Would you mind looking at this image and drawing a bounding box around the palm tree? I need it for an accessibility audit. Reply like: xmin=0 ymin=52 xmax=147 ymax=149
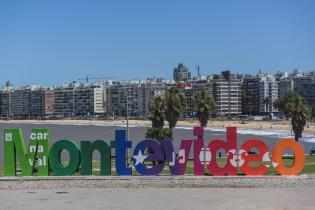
xmin=148 ymin=96 xmax=165 ymax=128
xmin=145 ymin=127 xmax=172 ymax=140
xmin=274 ymin=92 xmax=311 ymax=141
xmin=263 ymin=97 xmax=272 ymax=119
xmin=147 ymin=96 xmax=173 ymax=142
xmin=164 ymin=87 xmax=186 ymax=132
xmin=193 ymin=89 xmax=216 ymax=127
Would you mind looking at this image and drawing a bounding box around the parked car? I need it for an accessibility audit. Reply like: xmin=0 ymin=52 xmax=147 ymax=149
xmin=310 ymin=148 xmax=315 ymax=155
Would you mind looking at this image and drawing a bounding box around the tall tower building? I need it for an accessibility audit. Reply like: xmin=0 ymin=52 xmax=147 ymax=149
xmin=173 ymin=63 xmax=191 ymax=82
xmin=0 ymin=81 xmax=13 ymax=118
xmin=242 ymin=76 xmax=260 ymax=115
xmin=258 ymin=75 xmax=279 ymax=114
xmin=213 ymin=71 xmax=242 ymax=117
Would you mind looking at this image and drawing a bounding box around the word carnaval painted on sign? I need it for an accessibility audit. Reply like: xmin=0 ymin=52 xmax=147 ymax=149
xmin=2 ymin=126 xmax=306 ymax=176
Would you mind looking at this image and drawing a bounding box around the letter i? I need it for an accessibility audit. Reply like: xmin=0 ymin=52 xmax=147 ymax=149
xmin=193 ymin=126 xmax=204 ymax=176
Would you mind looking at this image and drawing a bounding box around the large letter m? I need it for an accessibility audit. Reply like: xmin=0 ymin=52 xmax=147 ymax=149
xmin=4 ymin=128 xmax=50 ymax=176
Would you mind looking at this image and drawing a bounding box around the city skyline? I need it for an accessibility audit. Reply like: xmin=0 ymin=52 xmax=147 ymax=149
xmin=1 ymin=68 xmax=315 ymax=119
xmin=1 ymin=1 xmax=315 ymax=87
xmin=0 ymin=65 xmax=312 ymax=89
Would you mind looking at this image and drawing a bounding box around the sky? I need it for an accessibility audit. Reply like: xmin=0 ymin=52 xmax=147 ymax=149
xmin=0 ymin=0 xmax=315 ymax=88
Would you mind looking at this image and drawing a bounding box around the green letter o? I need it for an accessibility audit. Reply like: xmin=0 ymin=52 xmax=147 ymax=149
xmin=49 ymin=140 xmax=80 ymax=176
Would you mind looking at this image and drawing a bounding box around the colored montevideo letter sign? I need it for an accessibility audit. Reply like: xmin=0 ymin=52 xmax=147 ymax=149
xmin=2 ymin=126 xmax=306 ymax=176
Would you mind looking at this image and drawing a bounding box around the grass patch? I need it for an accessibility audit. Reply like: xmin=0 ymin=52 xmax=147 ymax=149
xmin=1 ymin=156 xmax=315 ymax=176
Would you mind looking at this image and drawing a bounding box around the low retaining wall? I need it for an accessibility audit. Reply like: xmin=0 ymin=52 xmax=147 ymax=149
xmin=1 ymin=175 xmax=315 ymax=189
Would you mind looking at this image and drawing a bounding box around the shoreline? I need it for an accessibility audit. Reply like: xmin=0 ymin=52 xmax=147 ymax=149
xmin=1 ymin=119 xmax=315 ymax=135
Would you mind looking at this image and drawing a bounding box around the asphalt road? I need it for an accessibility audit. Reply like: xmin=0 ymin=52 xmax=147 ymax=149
xmin=1 ymin=188 xmax=315 ymax=210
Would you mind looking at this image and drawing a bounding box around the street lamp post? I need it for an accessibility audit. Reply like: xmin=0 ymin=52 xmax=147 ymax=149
xmin=126 ymin=89 xmax=129 ymax=139
xmin=72 ymin=90 xmax=75 ymax=117
xmin=125 ymin=87 xmax=130 ymax=166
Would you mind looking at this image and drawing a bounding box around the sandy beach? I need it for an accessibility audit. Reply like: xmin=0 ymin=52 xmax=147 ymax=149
xmin=1 ymin=119 xmax=315 ymax=135
xmin=1 ymin=119 xmax=315 ymax=161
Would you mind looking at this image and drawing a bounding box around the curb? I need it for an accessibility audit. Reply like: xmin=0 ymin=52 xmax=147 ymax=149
xmin=1 ymin=175 xmax=315 ymax=189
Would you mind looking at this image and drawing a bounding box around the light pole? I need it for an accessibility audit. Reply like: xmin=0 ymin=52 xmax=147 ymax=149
xmin=8 ymin=92 xmax=11 ymax=120
xmin=291 ymin=80 xmax=294 ymax=133
xmin=125 ymin=87 xmax=129 ymax=139
xmin=72 ymin=90 xmax=75 ymax=117
xmin=125 ymin=87 xmax=130 ymax=165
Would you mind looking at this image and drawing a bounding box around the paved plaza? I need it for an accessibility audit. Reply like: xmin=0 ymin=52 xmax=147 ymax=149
xmin=1 ymin=187 xmax=315 ymax=210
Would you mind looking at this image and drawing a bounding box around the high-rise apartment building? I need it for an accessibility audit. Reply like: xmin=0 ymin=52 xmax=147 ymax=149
xmin=292 ymin=76 xmax=315 ymax=114
xmin=106 ymin=82 xmax=140 ymax=117
xmin=0 ymin=92 xmax=11 ymax=118
xmin=10 ymin=86 xmax=32 ymax=118
xmin=106 ymin=78 xmax=172 ymax=117
xmin=191 ymin=76 xmax=213 ymax=95
xmin=279 ymin=78 xmax=294 ymax=97
xmin=0 ymin=81 xmax=13 ymax=118
xmin=212 ymin=71 xmax=242 ymax=117
xmin=9 ymin=85 xmax=54 ymax=118
xmin=140 ymin=78 xmax=172 ymax=116
xmin=242 ymin=76 xmax=260 ymax=115
xmin=242 ymin=72 xmax=280 ymax=116
xmin=30 ymin=89 xmax=54 ymax=117
xmin=258 ymin=75 xmax=279 ymax=114
xmin=177 ymin=81 xmax=193 ymax=117
xmin=173 ymin=63 xmax=191 ymax=82
xmin=54 ymin=83 xmax=104 ymax=117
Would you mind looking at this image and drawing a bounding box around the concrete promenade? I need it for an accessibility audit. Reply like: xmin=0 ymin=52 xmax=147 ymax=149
xmin=1 ymin=175 xmax=315 ymax=189
xmin=1 ymin=187 xmax=315 ymax=210
xmin=1 ymin=176 xmax=315 ymax=210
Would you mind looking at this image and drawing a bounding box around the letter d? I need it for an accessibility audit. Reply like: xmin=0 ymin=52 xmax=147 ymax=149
xmin=207 ymin=127 xmax=238 ymax=176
